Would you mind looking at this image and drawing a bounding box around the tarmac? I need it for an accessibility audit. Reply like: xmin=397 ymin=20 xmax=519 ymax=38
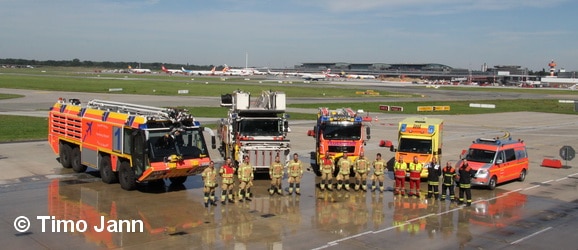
xmin=1 ymin=87 xmax=578 ymax=249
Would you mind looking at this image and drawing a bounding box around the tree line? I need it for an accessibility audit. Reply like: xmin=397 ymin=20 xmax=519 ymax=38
xmin=0 ymin=58 xmax=216 ymax=70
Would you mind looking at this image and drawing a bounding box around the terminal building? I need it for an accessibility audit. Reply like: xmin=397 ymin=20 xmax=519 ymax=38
xmin=292 ymin=62 xmax=550 ymax=86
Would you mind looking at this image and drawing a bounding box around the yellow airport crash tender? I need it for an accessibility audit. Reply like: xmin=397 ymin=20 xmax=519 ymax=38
xmin=381 ymin=117 xmax=444 ymax=178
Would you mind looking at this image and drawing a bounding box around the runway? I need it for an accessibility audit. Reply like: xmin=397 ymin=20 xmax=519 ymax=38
xmin=1 ymin=87 xmax=578 ymax=249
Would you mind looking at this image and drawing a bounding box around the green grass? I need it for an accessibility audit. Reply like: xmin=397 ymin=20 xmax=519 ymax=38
xmin=1 ymin=67 xmax=577 ymax=142
xmin=0 ymin=93 xmax=24 ymax=100
xmin=288 ymin=99 xmax=578 ymax=115
xmin=0 ymin=71 xmax=405 ymax=98
xmin=0 ymin=115 xmax=48 ymax=142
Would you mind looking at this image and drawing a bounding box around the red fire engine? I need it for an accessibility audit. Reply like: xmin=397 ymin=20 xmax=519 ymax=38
xmin=48 ymin=98 xmax=215 ymax=190
xmin=307 ymin=107 xmax=372 ymax=176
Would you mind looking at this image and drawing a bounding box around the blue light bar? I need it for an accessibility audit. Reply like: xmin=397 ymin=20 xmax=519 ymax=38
xmin=354 ymin=117 xmax=362 ymax=122
xmin=400 ymin=123 xmax=407 ymax=132
xmin=321 ymin=116 xmax=330 ymax=122
xmin=194 ymin=121 xmax=201 ymax=126
xmin=428 ymin=125 xmax=435 ymax=134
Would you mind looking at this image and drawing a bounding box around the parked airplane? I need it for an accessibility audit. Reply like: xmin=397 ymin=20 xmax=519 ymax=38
xmin=181 ymin=66 xmax=217 ymax=76
xmin=300 ymin=72 xmax=326 ymax=81
xmin=346 ymin=73 xmax=376 ymax=79
xmin=324 ymin=69 xmax=341 ymax=78
xmin=223 ymin=64 xmax=265 ymax=76
xmin=128 ymin=65 xmax=151 ymax=74
xmin=161 ymin=65 xmax=181 ymax=74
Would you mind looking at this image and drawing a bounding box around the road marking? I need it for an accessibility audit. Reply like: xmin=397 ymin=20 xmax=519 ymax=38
xmin=556 ymin=177 xmax=568 ymax=182
xmin=523 ymin=185 xmax=540 ymax=191
xmin=541 ymin=179 xmax=554 ymax=184
xmin=511 ymin=227 xmax=552 ymax=245
xmin=569 ymin=172 xmax=578 ymax=177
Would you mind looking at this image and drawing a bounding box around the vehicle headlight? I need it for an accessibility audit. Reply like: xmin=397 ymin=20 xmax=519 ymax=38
xmin=476 ymin=169 xmax=488 ymax=178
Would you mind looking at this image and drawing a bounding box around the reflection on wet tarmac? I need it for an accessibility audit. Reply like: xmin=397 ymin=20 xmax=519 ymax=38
xmin=47 ymin=178 xmax=529 ymax=249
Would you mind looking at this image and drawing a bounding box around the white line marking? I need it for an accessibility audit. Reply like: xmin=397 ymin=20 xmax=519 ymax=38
xmin=523 ymin=185 xmax=540 ymax=191
xmin=556 ymin=177 xmax=568 ymax=182
xmin=511 ymin=227 xmax=552 ymax=245
xmin=541 ymin=179 xmax=554 ymax=184
xmin=569 ymin=172 xmax=578 ymax=177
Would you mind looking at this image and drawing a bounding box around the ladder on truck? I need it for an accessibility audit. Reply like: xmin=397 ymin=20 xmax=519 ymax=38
xmin=87 ymin=99 xmax=191 ymax=122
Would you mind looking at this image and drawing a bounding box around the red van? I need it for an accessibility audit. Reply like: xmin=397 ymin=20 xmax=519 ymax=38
xmin=460 ymin=138 xmax=529 ymax=190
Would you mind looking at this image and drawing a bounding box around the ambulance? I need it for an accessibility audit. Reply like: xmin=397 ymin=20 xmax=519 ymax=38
xmin=460 ymin=137 xmax=529 ymax=190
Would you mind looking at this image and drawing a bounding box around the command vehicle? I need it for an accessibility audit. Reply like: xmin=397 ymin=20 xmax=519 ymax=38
xmin=307 ymin=107 xmax=372 ymax=176
xmin=48 ymin=98 xmax=216 ymax=190
xmin=217 ymin=90 xmax=290 ymax=172
xmin=459 ymin=137 xmax=528 ymax=190
xmin=380 ymin=117 xmax=444 ymax=178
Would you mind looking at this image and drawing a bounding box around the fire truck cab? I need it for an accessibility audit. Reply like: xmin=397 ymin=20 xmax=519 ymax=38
xmin=380 ymin=117 xmax=444 ymax=178
xmin=308 ymin=107 xmax=372 ymax=176
xmin=48 ymin=98 xmax=216 ymax=190
xmin=459 ymin=137 xmax=529 ymax=190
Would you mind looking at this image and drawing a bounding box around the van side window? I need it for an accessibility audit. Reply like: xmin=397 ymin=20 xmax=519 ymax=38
xmin=516 ymin=149 xmax=527 ymax=159
xmin=504 ymin=148 xmax=516 ymax=162
xmin=496 ymin=151 xmax=504 ymax=163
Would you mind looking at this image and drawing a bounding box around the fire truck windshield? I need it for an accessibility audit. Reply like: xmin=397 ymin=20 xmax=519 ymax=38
xmin=239 ymin=118 xmax=283 ymax=136
xmin=399 ymin=138 xmax=432 ymax=154
xmin=322 ymin=123 xmax=361 ymax=140
xmin=148 ymin=129 xmax=208 ymax=161
xmin=466 ymin=148 xmax=495 ymax=163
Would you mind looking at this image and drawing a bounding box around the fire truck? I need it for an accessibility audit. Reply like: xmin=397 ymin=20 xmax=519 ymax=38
xmin=307 ymin=107 xmax=372 ymax=176
xmin=48 ymin=98 xmax=216 ymax=190
xmin=217 ymin=90 xmax=290 ymax=171
xmin=380 ymin=117 xmax=444 ymax=178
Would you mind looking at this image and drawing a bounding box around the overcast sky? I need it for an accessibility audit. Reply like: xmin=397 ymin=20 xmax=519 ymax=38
xmin=1 ymin=0 xmax=576 ymax=71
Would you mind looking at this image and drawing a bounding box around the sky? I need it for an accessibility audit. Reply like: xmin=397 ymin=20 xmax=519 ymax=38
xmin=1 ymin=0 xmax=577 ymax=71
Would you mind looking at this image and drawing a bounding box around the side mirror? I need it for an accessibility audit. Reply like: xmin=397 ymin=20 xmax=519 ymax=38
xmin=496 ymin=159 xmax=503 ymax=164
xmin=437 ymin=148 xmax=442 ymax=155
xmin=211 ymin=136 xmax=216 ymax=149
xmin=460 ymin=149 xmax=467 ymax=159
xmin=307 ymin=130 xmax=315 ymax=137
xmin=366 ymin=127 xmax=371 ymax=140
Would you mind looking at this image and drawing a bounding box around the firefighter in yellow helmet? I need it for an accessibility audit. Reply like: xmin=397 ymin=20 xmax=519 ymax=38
xmin=237 ymin=155 xmax=254 ymax=202
xmin=336 ymin=152 xmax=352 ymax=191
xmin=371 ymin=153 xmax=387 ymax=192
xmin=319 ymin=152 xmax=334 ymax=191
xmin=287 ymin=153 xmax=304 ymax=195
xmin=269 ymin=155 xmax=285 ymax=195
xmin=201 ymin=161 xmax=218 ymax=207
xmin=354 ymin=151 xmax=369 ymax=191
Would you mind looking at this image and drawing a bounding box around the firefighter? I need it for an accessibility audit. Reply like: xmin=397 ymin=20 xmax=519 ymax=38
xmin=393 ymin=156 xmax=408 ymax=196
xmin=219 ymin=157 xmax=236 ymax=204
xmin=201 ymin=161 xmax=218 ymax=207
xmin=408 ymin=156 xmax=423 ymax=197
xmin=371 ymin=152 xmax=387 ymax=192
xmin=238 ymin=155 xmax=254 ymax=202
xmin=440 ymin=161 xmax=456 ymax=202
xmin=269 ymin=155 xmax=285 ymax=195
xmin=287 ymin=153 xmax=304 ymax=195
xmin=319 ymin=152 xmax=334 ymax=191
xmin=457 ymin=159 xmax=476 ymax=206
xmin=354 ymin=151 xmax=370 ymax=191
xmin=336 ymin=152 xmax=352 ymax=191
xmin=425 ymin=157 xmax=442 ymax=199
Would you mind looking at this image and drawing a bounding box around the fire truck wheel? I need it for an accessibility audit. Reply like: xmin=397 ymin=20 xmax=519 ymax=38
xmin=71 ymin=147 xmax=87 ymax=173
xmin=488 ymin=176 xmax=497 ymax=190
xmin=119 ymin=161 xmax=137 ymax=191
xmin=99 ymin=155 xmax=118 ymax=184
xmin=170 ymin=176 xmax=188 ymax=185
xmin=59 ymin=143 xmax=72 ymax=168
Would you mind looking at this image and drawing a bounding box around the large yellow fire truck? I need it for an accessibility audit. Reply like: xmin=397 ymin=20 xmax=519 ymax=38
xmin=380 ymin=117 xmax=444 ymax=178
xmin=48 ymin=98 xmax=216 ymax=190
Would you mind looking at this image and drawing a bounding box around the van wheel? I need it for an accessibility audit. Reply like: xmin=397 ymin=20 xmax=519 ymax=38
xmin=488 ymin=176 xmax=497 ymax=190
xmin=518 ymin=169 xmax=527 ymax=182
